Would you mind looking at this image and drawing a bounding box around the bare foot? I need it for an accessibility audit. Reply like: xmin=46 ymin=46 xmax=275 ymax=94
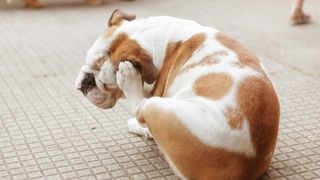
xmin=291 ymin=8 xmax=311 ymax=25
xmin=86 ymin=0 xmax=104 ymax=5
xmin=25 ymin=0 xmax=44 ymax=8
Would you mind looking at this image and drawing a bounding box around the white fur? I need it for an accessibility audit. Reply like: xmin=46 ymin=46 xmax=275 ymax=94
xmin=97 ymin=61 xmax=118 ymax=89
xmin=127 ymin=118 xmax=152 ymax=138
xmin=75 ymin=69 xmax=86 ymax=90
xmin=116 ymin=61 xmax=145 ymax=108
xmin=86 ymin=34 xmax=109 ymax=68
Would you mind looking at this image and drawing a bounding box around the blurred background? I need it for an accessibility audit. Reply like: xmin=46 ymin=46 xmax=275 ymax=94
xmin=0 ymin=0 xmax=320 ymax=179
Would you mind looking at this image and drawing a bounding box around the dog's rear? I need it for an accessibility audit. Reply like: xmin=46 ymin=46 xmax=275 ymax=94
xmin=134 ymin=31 xmax=280 ymax=180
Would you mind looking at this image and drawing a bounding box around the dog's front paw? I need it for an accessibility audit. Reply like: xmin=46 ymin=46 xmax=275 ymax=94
xmin=116 ymin=61 xmax=144 ymax=100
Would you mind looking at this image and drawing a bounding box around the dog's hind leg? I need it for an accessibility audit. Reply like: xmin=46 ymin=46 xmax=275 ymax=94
xmin=135 ymin=97 xmax=198 ymax=179
xmin=116 ymin=61 xmax=254 ymax=179
xmin=134 ymin=97 xmax=254 ymax=180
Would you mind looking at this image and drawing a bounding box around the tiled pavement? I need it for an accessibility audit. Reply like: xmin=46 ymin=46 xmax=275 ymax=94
xmin=0 ymin=0 xmax=320 ymax=179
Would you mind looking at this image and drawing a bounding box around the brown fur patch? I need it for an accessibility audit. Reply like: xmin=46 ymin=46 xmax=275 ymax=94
xmin=193 ymin=73 xmax=233 ymax=100
xmin=141 ymin=104 xmax=266 ymax=179
xmin=86 ymin=32 xmax=128 ymax=70
xmin=216 ymin=33 xmax=264 ymax=73
xmin=151 ymin=33 xmax=206 ymax=96
xmin=236 ymin=76 xmax=280 ymax=158
xmin=178 ymin=50 xmax=228 ymax=75
xmin=109 ymin=33 xmax=129 ymax=54
xmin=224 ymin=107 xmax=245 ymax=130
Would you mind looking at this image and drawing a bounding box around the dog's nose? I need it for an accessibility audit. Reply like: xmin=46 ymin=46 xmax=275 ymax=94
xmin=79 ymin=73 xmax=96 ymax=95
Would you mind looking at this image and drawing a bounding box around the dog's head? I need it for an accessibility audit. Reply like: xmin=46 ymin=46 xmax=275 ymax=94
xmin=76 ymin=9 xmax=158 ymax=109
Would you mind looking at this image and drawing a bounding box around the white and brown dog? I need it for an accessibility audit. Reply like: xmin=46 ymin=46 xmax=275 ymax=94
xmin=75 ymin=10 xmax=280 ymax=180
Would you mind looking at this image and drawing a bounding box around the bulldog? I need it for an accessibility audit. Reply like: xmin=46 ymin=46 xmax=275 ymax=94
xmin=75 ymin=9 xmax=280 ymax=180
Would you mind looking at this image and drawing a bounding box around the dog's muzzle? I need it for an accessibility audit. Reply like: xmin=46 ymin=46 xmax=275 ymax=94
xmin=75 ymin=65 xmax=115 ymax=108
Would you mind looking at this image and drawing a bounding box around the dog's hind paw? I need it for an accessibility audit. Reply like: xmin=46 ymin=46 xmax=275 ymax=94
xmin=128 ymin=118 xmax=152 ymax=139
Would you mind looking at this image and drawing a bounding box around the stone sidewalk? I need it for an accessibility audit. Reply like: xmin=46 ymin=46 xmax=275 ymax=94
xmin=0 ymin=0 xmax=320 ymax=179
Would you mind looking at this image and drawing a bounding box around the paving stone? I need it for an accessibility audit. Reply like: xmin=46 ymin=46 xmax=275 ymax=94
xmin=0 ymin=0 xmax=320 ymax=179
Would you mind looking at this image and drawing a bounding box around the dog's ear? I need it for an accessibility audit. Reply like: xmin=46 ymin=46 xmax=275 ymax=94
xmin=139 ymin=60 xmax=158 ymax=84
xmin=108 ymin=9 xmax=136 ymax=27
xmin=127 ymin=59 xmax=158 ymax=84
